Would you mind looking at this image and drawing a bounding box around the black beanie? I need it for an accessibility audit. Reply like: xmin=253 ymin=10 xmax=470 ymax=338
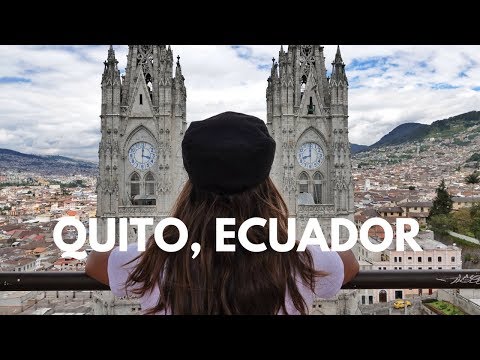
xmin=182 ymin=111 xmax=276 ymax=195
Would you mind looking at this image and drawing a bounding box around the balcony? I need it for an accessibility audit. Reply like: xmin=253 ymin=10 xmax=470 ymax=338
xmin=117 ymin=205 xmax=157 ymax=217
xmin=297 ymin=204 xmax=335 ymax=217
xmin=1 ymin=270 xmax=479 ymax=291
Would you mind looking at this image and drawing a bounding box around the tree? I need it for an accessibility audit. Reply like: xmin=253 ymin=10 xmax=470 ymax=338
xmin=428 ymin=179 xmax=453 ymax=220
xmin=470 ymin=204 xmax=480 ymax=239
xmin=428 ymin=214 xmax=457 ymax=235
xmin=465 ymin=171 xmax=480 ymax=189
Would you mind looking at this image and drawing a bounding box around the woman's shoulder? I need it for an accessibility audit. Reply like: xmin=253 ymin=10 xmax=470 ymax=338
xmin=108 ymin=243 xmax=142 ymax=268
xmin=107 ymin=243 xmax=143 ymax=297
xmin=306 ymin=245 xmax=343 ymax=272
xmin=304 ymin=245 xmax=345 ymax=299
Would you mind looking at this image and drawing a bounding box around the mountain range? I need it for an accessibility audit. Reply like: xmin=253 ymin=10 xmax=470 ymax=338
xmin=1 ymin=110 xmax=478 ymax=175
xmin=0 ymin=148 xmax=97 ymax=176
xmin=351 ymin=110 xmax=480 ymax=153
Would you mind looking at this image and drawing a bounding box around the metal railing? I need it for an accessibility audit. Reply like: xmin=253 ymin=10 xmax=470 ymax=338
xmin=1 ymin=270 xmax=479 ymax=291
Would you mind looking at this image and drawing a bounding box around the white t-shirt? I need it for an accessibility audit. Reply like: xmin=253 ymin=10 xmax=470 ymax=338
xmin=107 ymin=243 xmax=344 ymax=314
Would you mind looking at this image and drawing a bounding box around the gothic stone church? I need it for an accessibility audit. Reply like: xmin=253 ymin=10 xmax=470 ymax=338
xmin=97 ymin=44 xmax=354 ymax=243
xmin=97 ymin=45 xmax=188 ymax=242
xmin=94 ymin=44 xmax=356 ymax=314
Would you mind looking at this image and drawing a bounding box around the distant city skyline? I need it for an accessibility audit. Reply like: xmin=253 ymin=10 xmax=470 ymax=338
xmin=0 ymin=45 xmax=479 ymax=161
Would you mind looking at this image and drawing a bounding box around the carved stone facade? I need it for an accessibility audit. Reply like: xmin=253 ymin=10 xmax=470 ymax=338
xmin=94 ymin=45 xmax=357 ymax=315
xmin=266 ymin=45 xmax=355 ymax=236
xmin=267 ymin=45 xmax=357 ymax=314
xmin=97 ymin=45 xmax=187 ymax=242
xmin=94 ymin=45 xmax=187 ymax=314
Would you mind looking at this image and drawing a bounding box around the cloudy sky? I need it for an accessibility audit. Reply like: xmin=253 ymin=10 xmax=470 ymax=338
xmin=0 ymin=45 xmax=479 ymax=161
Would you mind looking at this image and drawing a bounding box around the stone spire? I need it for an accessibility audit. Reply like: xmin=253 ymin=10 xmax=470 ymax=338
xmin=175 ymin=55 xmax=184 ymax=81
xmin=102 ymin=45 xmax=120 ymax=85
xmin=334 ymin=45 xmax=343 ymax=64
xmin=271 ymin=57 xmax=278 ymax=79
xmin=107 ymin=45 xmax=115 ymax=61
xmin=331 ymin=45 xmax=348 ymax=84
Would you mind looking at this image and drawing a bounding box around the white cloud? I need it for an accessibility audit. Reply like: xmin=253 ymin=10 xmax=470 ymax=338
xmin=0 ymin=45 xmax=478 ymax=160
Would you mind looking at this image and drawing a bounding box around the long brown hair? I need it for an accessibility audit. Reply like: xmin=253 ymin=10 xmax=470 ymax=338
xmin=126 ymin=177 xmax=322 ymax=314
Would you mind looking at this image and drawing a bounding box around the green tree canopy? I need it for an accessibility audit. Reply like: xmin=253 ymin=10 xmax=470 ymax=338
xmin=428 ymin=179 xmax=453 ymax=220
xmin=465 ymin=171 xmax=480 ymax=185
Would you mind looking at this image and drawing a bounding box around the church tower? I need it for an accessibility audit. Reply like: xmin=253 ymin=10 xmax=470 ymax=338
xmin=97 ymin=45 xmax=187 ymax=243
xmin=94 ymin=45 xmax=187 ymax=314
xmin=266 ymin=45 xmax=354 ymax=235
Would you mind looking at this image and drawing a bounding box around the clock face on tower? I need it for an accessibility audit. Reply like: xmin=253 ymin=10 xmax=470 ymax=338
xmin=128 ymin=141 xmax=157 ymax=170
xmin=297 ymin=142 xmax=325 ymax=170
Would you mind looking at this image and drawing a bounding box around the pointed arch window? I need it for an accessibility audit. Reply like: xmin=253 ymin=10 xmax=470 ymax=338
xmin=300 ymin=75 xmax=307 ymax=98
xmin=298 ymin=172 xmax=309 ymax=193
xmin=145 ymin=73 xmax=153 ymax=99
xmin=145 ymin=172 xmax=155 ymax=195
xmin=130 ymin=173 xmax=140 ymax=197
xmin=313 ymin=172 xmax=324 ymax=204
xmin=308 ymin=97 xmax=315 ymax=114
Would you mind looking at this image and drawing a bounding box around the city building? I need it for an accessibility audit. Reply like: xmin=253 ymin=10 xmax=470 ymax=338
xmin=357 ymin=230 xmax=462 ymax=305
xmin=266 ymin=45 xmax=354 ymax=236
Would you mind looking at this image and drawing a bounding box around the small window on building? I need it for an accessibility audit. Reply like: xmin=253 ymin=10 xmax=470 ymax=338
xmin=145 ymin=172 xmax=155 ymax=195
xmin=438 ymin=267 xmax=442 ymax=270
xmin=300 ymin=75 xmax=307 ymax=98
xmin=451 ymin=267 xmax=456 ymax=270
xmin=130 ymin=173 xmax=140 ymax=197
xmin=313 ymin=172 xmax=323 ymax=204
xmin=307 ymin=97 xmax=315 ymax=114
xmin=394 ymin=267 xmax=397 ymax=270
xmin=298 ymin=172 xmax=309 ymax=194
xmin=361 ymin=296 xmax=366 ymax=305
xmin=394 ymin=256 xmax=397 ymax=262
xmin=438 ymin=256 xmax=442 ymax=262
xmin=408 ymin=267 xmax=412 ymax=270
xmin=451 ymin=256 xmax=455 ymax=262
xmin=368 ymin=296 xmax=374 ymax=304
xmin=418 ymin=256 xmax=422 ymax=262
xmin=378 ymin=267 xmax=382 ymax=270
xmin=383 ymin=267 xmax=386 ymax=270
xmin=414 ymin=207 xmax=417 ymax=210
xmin=391 ymin=212 xmax=394 ymax=216
xmin=418 ymin=267 xmax=422 ymax=270
xmin=428 ymin=257 xmax=432 ymax=262
xmin=408 ymin=256 xmax=412 ymax=260
xmin=399 ymin=257 xmax=402 ymax=262
xmin=428 ymin=267 xmax=432 ymax=270
xmin=140 ymin=94 xmax=143 ymax=105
